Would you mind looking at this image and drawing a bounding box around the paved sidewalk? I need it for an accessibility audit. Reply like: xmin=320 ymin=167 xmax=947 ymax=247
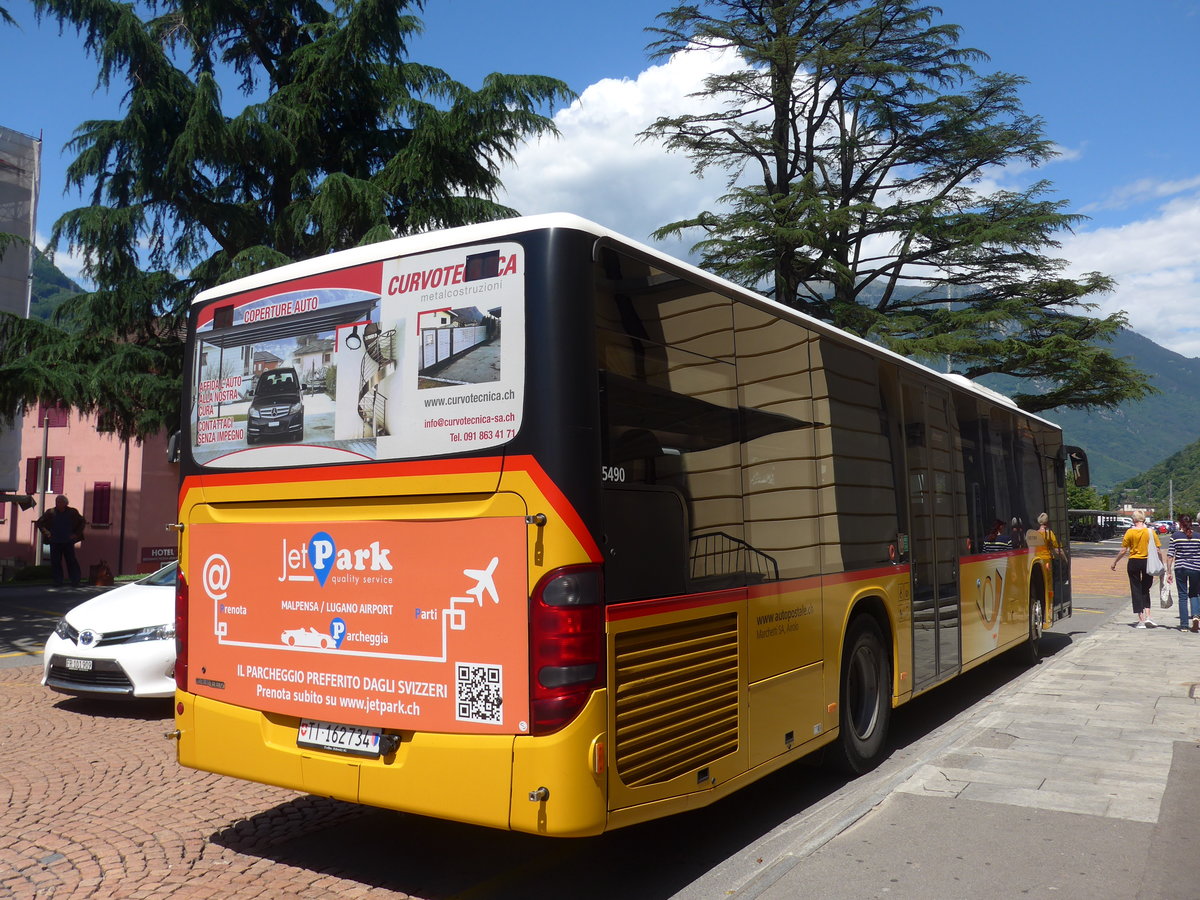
xmin=736 ymin=552 xmax=1200 ymax=899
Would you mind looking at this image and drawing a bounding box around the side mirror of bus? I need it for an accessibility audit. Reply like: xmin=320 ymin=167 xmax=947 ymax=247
xmin=1065 ymin=445 xmax=1089 ymax=487
xmin=167 ymin=430 xmax=180 ymax=464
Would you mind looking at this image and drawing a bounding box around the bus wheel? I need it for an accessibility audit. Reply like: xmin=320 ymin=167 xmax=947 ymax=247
xmin=1023 ymin=584 xmax=1044 ymax=665
xmin=832 ymin=615 xmax=891 ymax=774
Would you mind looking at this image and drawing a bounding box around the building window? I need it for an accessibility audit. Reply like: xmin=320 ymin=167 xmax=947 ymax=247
xmin=92 ymin=482 xmax=113 ymax=526
xmin=25 ymin=457 xmax=65 ymax=494
xmin=37 ymin=401 xmax=69 ymax=427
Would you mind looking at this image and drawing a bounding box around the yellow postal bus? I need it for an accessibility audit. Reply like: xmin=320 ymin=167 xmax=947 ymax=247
xmin=172 ymin=214 xmax=1081 ymax=835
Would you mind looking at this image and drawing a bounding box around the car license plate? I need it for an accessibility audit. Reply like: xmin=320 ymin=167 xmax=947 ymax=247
xmin=297 ymin=718 xmax=381 ymax=757
xmin=268 ymin=421 xmax=280 ymax=427
xmin=64 ymin=657 xmax=93 ymax=672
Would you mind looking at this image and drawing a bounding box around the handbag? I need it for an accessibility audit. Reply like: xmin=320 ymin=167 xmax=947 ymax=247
xmin=1160 ymin=570 xmax=1176 ymax=608
xmin=1147 ymin=546 xmax=1164 ymax=575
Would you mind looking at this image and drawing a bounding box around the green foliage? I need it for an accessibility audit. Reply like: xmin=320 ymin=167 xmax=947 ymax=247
xmin=1066 ymin=480 xmax=1109 ymax=512
xmin=0 ymin=0 xmax=572 ymax=439
xmin=643 ymin=0 xmax=1149 ymax=414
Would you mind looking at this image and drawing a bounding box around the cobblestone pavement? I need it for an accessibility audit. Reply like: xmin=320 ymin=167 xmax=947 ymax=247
xmin=0 ymin=669 xmax=402 ymax=899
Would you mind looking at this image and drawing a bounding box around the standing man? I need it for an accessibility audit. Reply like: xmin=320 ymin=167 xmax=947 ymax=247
xmin=36 ymin=495 xmax=86 ymax=587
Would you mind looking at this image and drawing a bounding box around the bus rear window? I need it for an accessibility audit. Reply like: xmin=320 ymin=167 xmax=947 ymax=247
xmin=188 ymin=242 xmax=526 ymax=468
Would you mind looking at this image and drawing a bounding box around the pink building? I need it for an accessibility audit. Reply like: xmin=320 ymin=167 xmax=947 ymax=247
xmin=0 ymin=403 xmax=179 ymax=578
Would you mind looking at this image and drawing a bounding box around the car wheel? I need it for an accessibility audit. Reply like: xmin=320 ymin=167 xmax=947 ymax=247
xmin=830 ymin=614 xmax=892 ymax=774
xmin=287 ymin=635 xmax=296 ymax=646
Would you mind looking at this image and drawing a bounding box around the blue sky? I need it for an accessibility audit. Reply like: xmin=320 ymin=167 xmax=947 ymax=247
xmin=4 ymin=0 xmax=1200 ymax=354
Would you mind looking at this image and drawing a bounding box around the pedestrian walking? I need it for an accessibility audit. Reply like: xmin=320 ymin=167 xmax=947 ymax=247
xmin=1169 ymin=514 xmax=1200 ymax=631
xmin=1110 ymin=511 xmax=1167 ymax=627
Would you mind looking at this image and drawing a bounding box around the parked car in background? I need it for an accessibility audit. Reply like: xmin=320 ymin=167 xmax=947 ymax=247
xmin=42 ymin=563 xmax=178 ymax=699
xmin=1153 ymin=520 xmax=1176 ymax=534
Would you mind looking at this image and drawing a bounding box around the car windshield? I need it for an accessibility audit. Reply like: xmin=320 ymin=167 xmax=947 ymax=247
xmin=257 ymin=371 xmax=298 ymax=396
xmin=139 ymin=562 xmax=178 ymax=587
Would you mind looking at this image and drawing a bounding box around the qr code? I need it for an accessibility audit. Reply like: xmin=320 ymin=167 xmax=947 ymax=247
xmin=455 ymin=662 xmax=503 ymax=724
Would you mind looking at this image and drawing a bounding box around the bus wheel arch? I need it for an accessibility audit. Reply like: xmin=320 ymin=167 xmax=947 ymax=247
xmin=831 ymin=602 xmax=893 ymax=774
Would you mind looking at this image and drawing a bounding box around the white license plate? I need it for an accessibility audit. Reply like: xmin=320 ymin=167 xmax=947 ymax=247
xmin=268 ymin=421 xmax=280 ymax=427
xmin=64 ymin=658 xmax=93 ymax=671
xmin=297 ymin=718 xmax=381 ymax=757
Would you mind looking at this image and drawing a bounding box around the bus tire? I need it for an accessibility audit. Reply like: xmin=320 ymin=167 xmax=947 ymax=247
xmin=831 ymin=614 xmax=892 ymax=774
xmin=1022 ymin=582 xmax=1044 ymax=666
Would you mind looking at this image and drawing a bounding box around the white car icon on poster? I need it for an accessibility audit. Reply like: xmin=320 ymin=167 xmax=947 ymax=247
xmin=281 ymin=626 xmax=334 ymax=649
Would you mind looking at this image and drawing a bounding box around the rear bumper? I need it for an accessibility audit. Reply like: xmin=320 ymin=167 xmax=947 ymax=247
xmin=175 ymin=688 xmax=609 ymax=835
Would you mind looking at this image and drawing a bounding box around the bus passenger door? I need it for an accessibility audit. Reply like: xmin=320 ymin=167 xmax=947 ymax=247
xmin=904 ymin=382 xmax=962 ymax=689
xmin=1044 ymin=451 xmax=1072 ymax=621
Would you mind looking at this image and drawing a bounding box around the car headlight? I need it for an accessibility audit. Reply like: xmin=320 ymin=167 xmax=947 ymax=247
xmin=54 ymin=618 xmax=77 ymax=641
xmin=289 ymin=402 xmax=303 ymax=415
xmin=126 ymin=623 xmax=177 ymax=643
xmin=248 ymin=406 xmax=261 ymax=417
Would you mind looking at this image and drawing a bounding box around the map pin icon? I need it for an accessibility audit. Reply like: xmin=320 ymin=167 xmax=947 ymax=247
xmin=310 ymin=531 xmax=336 ymax=587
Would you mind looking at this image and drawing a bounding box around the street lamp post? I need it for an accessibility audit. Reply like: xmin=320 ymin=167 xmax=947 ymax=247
xmin=33 ymin=413 xmax=48 ymax=566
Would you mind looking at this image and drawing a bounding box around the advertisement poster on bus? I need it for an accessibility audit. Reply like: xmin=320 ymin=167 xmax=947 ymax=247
xmin=190 ymin=242 xmax=525 ymax=468
xmin=186 ymin=519 xmax=530 ymax=734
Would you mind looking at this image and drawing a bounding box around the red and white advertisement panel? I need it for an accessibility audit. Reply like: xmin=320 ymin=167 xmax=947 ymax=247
xmin=187 ymin=518 xmax=530 ymax=734
xmin=190 ymin=242 xmax=525 ymax=469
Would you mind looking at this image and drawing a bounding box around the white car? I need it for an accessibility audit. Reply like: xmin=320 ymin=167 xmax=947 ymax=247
xmin=42 ymin=562 xmax=177 ymax=699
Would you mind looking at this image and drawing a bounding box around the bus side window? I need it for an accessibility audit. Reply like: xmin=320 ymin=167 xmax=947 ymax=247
xmin=602 ymin=486 xmax=689 ymax=602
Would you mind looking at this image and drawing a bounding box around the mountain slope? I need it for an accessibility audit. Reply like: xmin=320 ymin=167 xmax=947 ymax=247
xmin=983 ymin=328 xmax=1200 ymax=490
xmin=1112 ymin=437 xmax=1200 ymax=518
xmin=30 ymin=248 xmax=82 ymax=321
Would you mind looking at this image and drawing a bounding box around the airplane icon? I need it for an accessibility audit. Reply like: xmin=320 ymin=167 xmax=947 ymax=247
xmin=463 ymin=557 xmax=500 ymax=605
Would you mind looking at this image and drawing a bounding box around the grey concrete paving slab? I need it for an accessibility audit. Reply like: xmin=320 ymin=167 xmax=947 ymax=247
xmin=754 ymin=793 xmax=1153 ymax=900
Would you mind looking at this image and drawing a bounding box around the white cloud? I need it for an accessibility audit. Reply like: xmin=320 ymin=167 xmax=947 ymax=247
xmin=498 ymin=46 xmax=745 ymax=261
xmin=1062 ymin=190 xmax=1200 ymax=357
xmin=500 ymin=54 xmax=1200 ymax=361
xmin=1082 ymin=174 xmax=1200 ymax=213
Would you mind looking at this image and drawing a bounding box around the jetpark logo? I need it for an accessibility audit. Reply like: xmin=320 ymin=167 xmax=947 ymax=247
xmin=278 ymin=531 xmax=394 ymax=587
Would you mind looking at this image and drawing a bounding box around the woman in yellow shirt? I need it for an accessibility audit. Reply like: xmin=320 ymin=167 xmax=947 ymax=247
xmin=1027 ymin=512 xmax=1065 ymax=613
xmin=1111 ymin=511 xmax=1168 ymax=627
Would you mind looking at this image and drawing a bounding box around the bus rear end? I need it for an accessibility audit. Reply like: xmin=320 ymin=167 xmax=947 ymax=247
xmin=174 ymin=220 xmax=612 ymax=835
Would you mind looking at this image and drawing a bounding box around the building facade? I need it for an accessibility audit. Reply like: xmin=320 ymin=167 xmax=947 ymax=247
xmin=0 ymin=404 xmax=178 ymax=579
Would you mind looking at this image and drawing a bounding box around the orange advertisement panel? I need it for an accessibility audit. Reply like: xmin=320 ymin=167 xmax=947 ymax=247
xmin=187 ymin=519 xmax=529 ymax=734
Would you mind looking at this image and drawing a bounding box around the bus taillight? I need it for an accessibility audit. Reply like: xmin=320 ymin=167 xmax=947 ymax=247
xmin=529 ymin=565 xmax=604 ymax=735
xmin=175 ymin=568 xmax=188 ymax=689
